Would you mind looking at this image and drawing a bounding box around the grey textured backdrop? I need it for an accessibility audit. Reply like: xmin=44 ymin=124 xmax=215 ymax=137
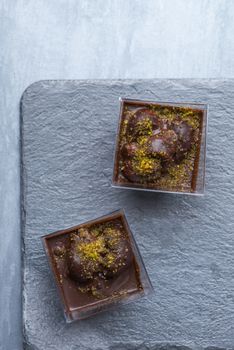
xmin=1 ymin=1 xmax=234 ymax=350
xmin=21 ymin=80 xmax=234 ymax=349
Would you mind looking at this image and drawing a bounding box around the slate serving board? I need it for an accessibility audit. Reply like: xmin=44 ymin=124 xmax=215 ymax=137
xmin=21 ymin=80 xmax=234 ymax=350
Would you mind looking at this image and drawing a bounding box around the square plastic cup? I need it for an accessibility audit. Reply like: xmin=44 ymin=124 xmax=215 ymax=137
xmin=112 ymin=98 xmax=208 ymax=195
xmin=42 ymin=209 xmax=153 ymax=322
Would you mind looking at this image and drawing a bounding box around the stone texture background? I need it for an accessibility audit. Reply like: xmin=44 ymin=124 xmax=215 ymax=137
xmin=21 ymin=80 xmax=234 ymax=349
xmin=1 ymin=1 xmax=234 ymax=349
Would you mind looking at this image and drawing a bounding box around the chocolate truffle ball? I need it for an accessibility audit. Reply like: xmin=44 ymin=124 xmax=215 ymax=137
xmin=121 ymin=142 xmax=139 ymax=158
xmin=147 ymin=129 xmax=178 ymax=161
xmin=173 ymin=121 xmax=193 ymax=151
xmin=172 ymin=121 xmax=194 ymax=161
xmin=127 ymin=108 xmax=159 ymax=138
xmin=122 ymin=158 xmax=161 ymax=183
xmin=66 ymin=226 xmax=133 ymax=284
xmin=67 ymin=230 xmax=103 ymax=283
xmin=103 ymin=227 xmax=133 ymax=278
xmin=122 ymin=160 xmax=144 ymax=183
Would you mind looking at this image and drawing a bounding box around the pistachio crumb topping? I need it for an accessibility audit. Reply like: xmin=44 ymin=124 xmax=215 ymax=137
xmin=132 ymin=157 xmax=155 ymax=175
xmin=118 ymin=103 xmax=202 ymax=191
xmin=135 ymin=118 xmax=153 ymax=136
xmin=76 ymin=236 xmax=106 ymax=262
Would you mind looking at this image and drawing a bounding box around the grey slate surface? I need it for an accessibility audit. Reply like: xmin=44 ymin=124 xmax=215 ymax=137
xmin=2 ymin=2 xmax=234 ymax=349
xmin=21 ymin=80 xmax=234 ymax=350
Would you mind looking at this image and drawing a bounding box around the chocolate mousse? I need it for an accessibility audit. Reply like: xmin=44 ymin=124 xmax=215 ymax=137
xmin=42 ymin=210 xmax=152 ymax=322
xmin=113 ymin=99 xmax=207 ymax=193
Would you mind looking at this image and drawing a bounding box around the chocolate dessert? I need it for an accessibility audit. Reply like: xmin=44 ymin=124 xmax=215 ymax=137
xmin=113 ymin=99 xmax=207 ymax=193
xmin=42 ymin=210 xmax=152 ymax=322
